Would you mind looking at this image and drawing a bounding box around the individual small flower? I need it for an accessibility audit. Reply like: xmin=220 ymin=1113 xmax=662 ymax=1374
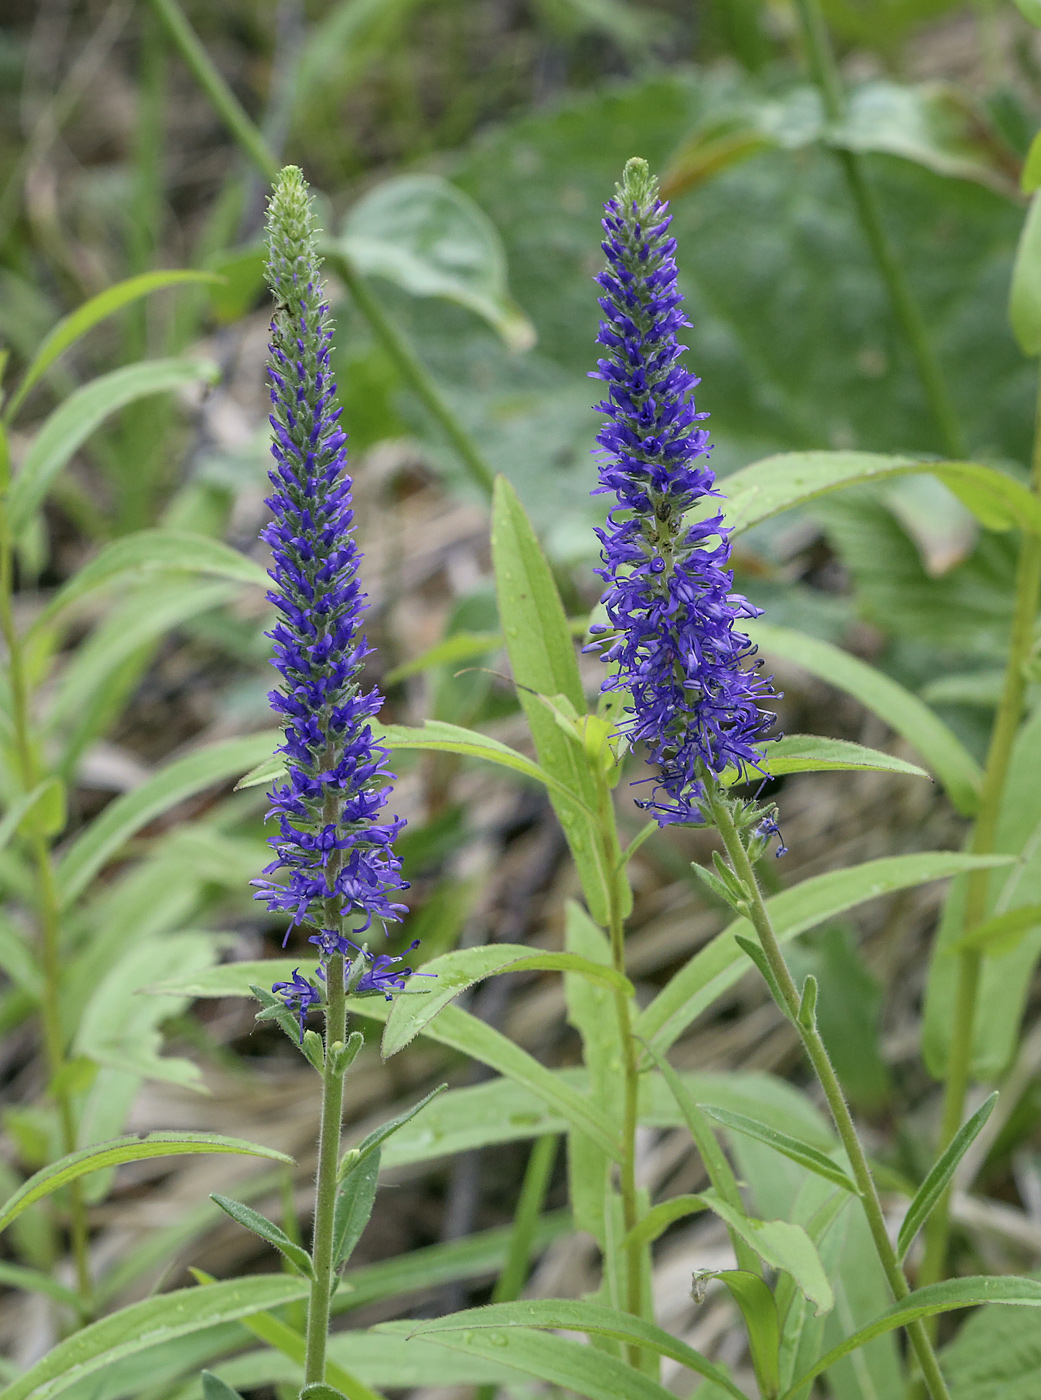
xmin=588 ymin=157 xmax=777 ymax=825
xmin=272 ymin=968 xmax=322 ymax=1041
xmin=355 ymin=941 xmax=425 ymax=1000
xmin=252 ymin=166 xmax=410 ymax=988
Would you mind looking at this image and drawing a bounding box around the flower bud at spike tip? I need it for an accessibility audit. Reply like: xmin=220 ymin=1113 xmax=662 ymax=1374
xmin=253 ymin=166 xmax=418 ymax=1021
xmin=586 ymin=158 xmax=778 ymax=825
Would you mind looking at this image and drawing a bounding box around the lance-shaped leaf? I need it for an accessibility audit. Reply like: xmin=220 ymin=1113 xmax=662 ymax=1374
xmin=0 ymin=1133 xmax=292 ymax=1237
xmin=722 ymin=733 xmax=929 ymax=783
xmin=211 ymin=1195 xmax=314 ymax=1278
xmin=701 ymin=1270 xmax=780 ymax=1399
xmin=381 ymin=944 xmax=631 ymax=1056
xmin=7 ymin=357 xmax=220 ymax=532
xmin=896 ymin=1093 xmax=998 ymax=1262
xmin=701 ymin=1105 xmax=858 ymax=1194
xmin=3 ymin=271 xmax=221 ymax=423
xmin=403 ymin=1298 xmax=746 ymax=1399
xmin=782 ymin=1276 xmax=1041 ymax=1400
xmin=746 ymin=623 xmax=982 ymax=815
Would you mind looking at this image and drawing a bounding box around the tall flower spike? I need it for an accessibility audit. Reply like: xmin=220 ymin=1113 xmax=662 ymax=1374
xmin=253 ymin=167 xmax=410 ymax=1012
xmin=588 ymin=158 xmax=777 ymax=825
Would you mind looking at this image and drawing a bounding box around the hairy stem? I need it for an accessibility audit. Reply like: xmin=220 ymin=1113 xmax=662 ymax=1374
xmin=711 ymin=798 xmax=952 ymax=1400
xmin=148 ymin=0 xmax=495 ymax=499
xmin=919 ymin=360 xmax=1041 ymax=1290
xmin=304 ymin=952 xmax=347 ymax=1384
xmin=0 ymin=503 xmax=92 ymax=1313
xmin=792 ymin=0 xmax=965 ymax=459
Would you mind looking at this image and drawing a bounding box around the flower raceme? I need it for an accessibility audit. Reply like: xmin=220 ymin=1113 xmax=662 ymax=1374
xmin=254 ymin=166 xmax=416 ymax=1027
xmin=588 ymin=158 xmax=777 ymax=825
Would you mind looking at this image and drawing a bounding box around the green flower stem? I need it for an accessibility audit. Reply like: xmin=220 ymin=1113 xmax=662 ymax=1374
xmin=147 ymin=0 xmax=496 ymax=501
xmin=0 ymin=499 xmax=92 ymax=1315
xmin=919 ymin=359 xmax=1041 ymax=1292
xmin=710 ymin=796 xmax=952 ymax=1400
xmin=304 ymin=952 xmax=348 ymax=1385
xmin=792 ymin=0 xmax=966 ymax=460
xmin=596 ymin=768 xmax=646 ymax=1366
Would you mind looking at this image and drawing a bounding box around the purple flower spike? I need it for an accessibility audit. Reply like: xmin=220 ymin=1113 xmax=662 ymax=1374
xmin=252 ymin=167 xmax=410 ymax=992
xmin=588 ymin=158 xmax=777 ymax=825
xmin=272 ymin=968 xmax=322 ymax=1041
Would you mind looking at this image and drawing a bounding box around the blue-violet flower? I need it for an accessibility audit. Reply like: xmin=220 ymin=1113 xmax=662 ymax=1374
xmin=588 ymin=158 xmax=776 ymax=825
xmin=253 ymin=167 xmax=414 ymax=1022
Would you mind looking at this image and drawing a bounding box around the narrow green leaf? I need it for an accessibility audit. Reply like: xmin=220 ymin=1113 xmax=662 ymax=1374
xmin=383 ymin=630 xmax=502 ymax=685
xmin=235 ymin=753 xmax=285 ymax=791
xmin=34 ymin=529 xmax=268 ymax=630
xmin=952 ymin=904 xmax=1041 ymax=955
xmin=341 ymin=1085 xmax=448 ymax=1176
xmin=0 ymin=1259 xmax=83 ymax=1310
xmin=734 ymin=733 xmax=928 ymax=781
xmin=722 ymin=450 xmax=1041 ymax=538
xmin=701 ymin=1105 xmax=858 ymax=1193
xmin=1023 ymin=126 xmax=1041 ymax=193
xmin=0 ymin=780 xmax=65 ymax=852
xmin=701 ymin=1270 xmax=780 ymax=1398
xmin=747 ymin=623 xmax=983 ymax=815
xmin=0 ymin=1275 xmax=310 ymax=1400
xmin=201 ymin=1371 xmax=244 ymax=1400
xmin=782 ymin=1276 xmax=1041 ymax=1400
xmin=896 ymin=1093 xmax=998 ymax=1261
xmin=637 ymin=853 xmax=1012 ymax=1056
xmin=301 ymin=1386 xmax=350 ymax=1400
xmin=701 ymin=1191 xmax=834 ymax=1316
xmin=403 ymin=1298 xmax=746 ymax=1399
xmin=7 ymin=358 xmax=220 ymax=532
xmin=332 ymin=1149 xmax=380 ymax=1265
xmin=1011 ymin=193 xmax=1041 ymax=355
xmin=491 ymin=475 xmax=614 ymax=924
xmin=377 ymin=720 xmax=595 ymax=816
xmin=211 ymin=1195 xmax=314 ymax=1278
xmin=621 ymin=1194 xmax=707 ymax=1251
xmin=4 ymin=271 xmax=221 ymax=423
xmin=0 ymin=1133 xmax=292 ymax=1237
xmin=381 ymin=944 xmax=631 ymax=1056
xmin=55 ymin=732 xmax=281 ymax=906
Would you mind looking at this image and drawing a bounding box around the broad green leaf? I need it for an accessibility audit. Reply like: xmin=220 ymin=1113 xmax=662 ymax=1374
xmin=211 ymin=1195 xmax=314 ymax=1278
xmin=0 ymin=1134 xmax=292 ymax=1237
xmin=492 ymin=476 xmax=614 ymax=924
xmin=703 ymin=1270 xmax=780 ymax=1398
xmin=896 ymin=1093 xmax=998 ymax=1262
xmin=1010 ymin=193 xmax=1041 ymax=356
xmin=34 ymin=529 xmax=268 ymax=630
xmin=338 ymin=175 xmax=535 ymax=352
xmin=402 ymin=1298 xmax=746 ymax=1399
xmin=721 ymin=451 xmax=1041 ymax=537
xmin=731 ymin=734 xmax=928 ymax=782
xmin=952 ymin=903 xmax=1041 ymax=955
xmin=3 ymin=272 xmax=221 ymax=423
xmin=701 ymin=1105 xmax=858 ymax=1193
xmin=783 ymin=1277 xmax=1041 ymax=1400
xmin=622 ymin=1194 xmax=707 ymax=1251
xmin=55 ymin=732 xmax=281 ymax=906
xmin=746 ymin=624 xmax=982 ymax=815
xmin=7 ymin=358 xmax=220 ymax=532
xmin=637 ymin=853 xmax=1011 ymax=1056
xmin=381 ymin=943 xmax=631 ymax=1056
xmin=0 ymin=1276 xmax=310 ymax=1400
xmin=701 ymin=1191 xmax=833 ymax=1316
